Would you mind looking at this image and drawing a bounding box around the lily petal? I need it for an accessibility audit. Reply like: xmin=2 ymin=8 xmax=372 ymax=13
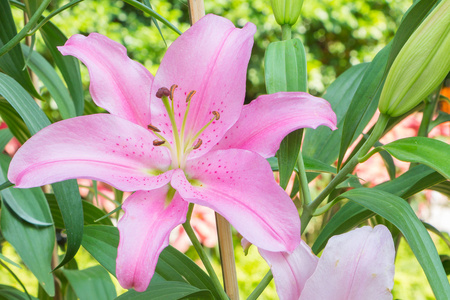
xmin=171 ymin=149 xmax=301 ymax=252
xmin=259 ymin=241 xmax=319 ymax=300
xmin=299 ymin=225 xmax=395 ymax=300
xmin=213 ymin=92 xmax=337 ymax=158
xmin=58 ymin=33 xmax=153 ymax=127
xmin=150 ymin=14 xmax=256 ymax=155
xmin=8 ymin=114 xmax=172 ymax=191
xmin=117 ymin=188 xmax=189 ymax=292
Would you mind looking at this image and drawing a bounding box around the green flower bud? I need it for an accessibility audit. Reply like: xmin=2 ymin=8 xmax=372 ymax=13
xmin=271 ymin=0 xmax=304 ymax=26
xmin=378 ymin=0 xmax=450 ymax=117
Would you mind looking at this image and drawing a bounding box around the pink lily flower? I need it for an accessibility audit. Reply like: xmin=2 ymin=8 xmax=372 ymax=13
xmin=259 ymin=225 xmax=395 ymax=300
xmin=8 ymin=15 xmax=336 ymax=291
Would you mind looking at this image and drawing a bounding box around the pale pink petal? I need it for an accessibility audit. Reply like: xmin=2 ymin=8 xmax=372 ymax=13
xmin=299 ymin=225 xmax=395 ymax=300
xmin=117 ymin=188 xmax=189 ymax=292
xmin=213 ymin=92 xmax=337 ymax=158
xmin=8 ymin=114 xmax=172 ymax=191
xmin=171 ymin=149 xmax=301 ymax=252
xmin=58 ymin=33 xmax=153 ymax=127
xmin=150 ymin=15 xmax=256 ymax=156
xmin=259 ymin=241 xmax=319 ymax=300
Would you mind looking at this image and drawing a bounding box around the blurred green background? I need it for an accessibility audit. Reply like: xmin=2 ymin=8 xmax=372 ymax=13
xmin=5 ymin=0 xmax=449 ymax=299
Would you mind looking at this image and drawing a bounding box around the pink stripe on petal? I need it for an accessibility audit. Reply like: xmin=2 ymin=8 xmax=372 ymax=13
xmin=299 ymin=225 xmax=395 ymax=300
xmin=150 ymin=15 xmax=256 ymax=154
xmin=8 ymin=114 xmax=172 ymax=191
xmin=259 ymin=241 xmax=319 ymax=300
xmin=117 ymin=188 xmax=189 ymax=292
xmin=213 ymin=92 xmax=337 ymax=158
xmin=58 ymin=33 xmax=153 ymax=127
xmin=171 ymin=149 xmax=301 ymax=252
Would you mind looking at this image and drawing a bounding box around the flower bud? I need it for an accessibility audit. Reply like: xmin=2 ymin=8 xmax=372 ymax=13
xmin=378 ymin=0 xmax=450 ymax=117
xmin=271 ymin=0 xmax=304 ymax=26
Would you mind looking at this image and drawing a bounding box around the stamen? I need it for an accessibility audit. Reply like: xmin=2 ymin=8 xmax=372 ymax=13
xmin=153 ymin=139 xmax=165 ymax=146
xmin=156 ymin=87 xmax=170 ymax=98
xmin=192 ymin=139 xmax=203 ymax=150
xmin=169 ymin=84 xmax=178 ymax=101
xmin=186 ymin=90 xmax=196 ymax=103
xmin=147 ymin=124 xmax=161 ymax=132
xmin=212 ymin=111 xmax=220 ymax=120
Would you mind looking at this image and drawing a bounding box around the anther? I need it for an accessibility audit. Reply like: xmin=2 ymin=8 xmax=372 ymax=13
xmin=156 ymin=87 xmax=170 ymax=98
xmin=193 ymin=139 xmax=203 ymax=150
xmin=147 ymin=124 xmax=161 ymax=132
xmin=212 ymin=111 xmax=220 ymax=120
xmin=169 ymin=84 xmax=178 ymax=100
xmin=186 ymin=90 xmax=196 ymax=103
xmin=153 ymin=139 xmax=165 ymax=146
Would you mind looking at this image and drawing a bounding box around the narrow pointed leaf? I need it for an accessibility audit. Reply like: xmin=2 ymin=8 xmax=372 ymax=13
xmin=313 ymin=164 xmax=446 ymax=253
xmin=1 ymin=199 xmax=55 ymax=296
xmin=21 ymin=45 xmax=76 ymax=119
xmin=0 ymin=154 xmax=52 ymax=226
xmin=302 ymin=63 xmax=369 ymax=166
xmin=338 ymin=44 xmax=391 ymax=167
xmin=0 ymin=0 xmax=40 ymax=98
xmin=0 ymin=101 xmax=30 ymax=144
xmin=338 ymin=188 xmax=450 ymax=299
xmin=265 ymin=38 xmax=307 ymax=189
xmin=0 ymin=72 xmax=83 ymax=268
xmin=82 ymin=225 xmax=220 ymax=298
xmin=381 ymin=137 xmax=450 ymax=179
xmin=63 ymin=266 xmax=117 ymax=300
xmin=116 ymin=282 xmax=213 ymax=300
xmin=0 ymin=285 xmax=38 ymax=300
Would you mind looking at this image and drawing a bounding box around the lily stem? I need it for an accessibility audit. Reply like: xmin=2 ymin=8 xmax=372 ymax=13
xmin=300 ymin=113 xmax=390 ymax=233
xmin=247 ymin=270 xmax=273 ymax=300
xmin=183 ymin=204 xmax=229 ymax=300
xmin=296 ymin=144 xmax=312 ymax=205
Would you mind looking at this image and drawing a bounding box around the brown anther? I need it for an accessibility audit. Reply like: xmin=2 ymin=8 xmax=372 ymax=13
xmin=147 ymin=124 xmax=161 ymax=132
xmin=156 ymin=87 xmax=170 ymax=98
xmin=212 ymin=111 xmax=220 ymax=120
xmin=153 ymin=139 xmax=165 ymax=146
xmin=186 ymin=90 xmax=196 ymax=103
xmin=192 ymin=139 xmax=203 ymax=150
xmin=169 ymin=84 xmax=178 ymax=100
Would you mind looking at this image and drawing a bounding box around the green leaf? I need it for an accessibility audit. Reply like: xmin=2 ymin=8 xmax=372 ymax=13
xmin=430 ymin=111 xmax=450 ymax=130
xmin=122 ymin=0 xmax=181 ymax=35
xmin=382 ymin=137 xmax=450 ymax=179
xmin=142 ymin=0 xmax=167 ymax=46
xmin=82 ymin=225 xmax=220 ymax=299
xmin=265 ymin=38 xmax=308 ymax=189
xmin=0 ymin=73 xmax=83 ymax=268
xmin=0 ymin=199 xmax=55 ymax=296
xmin=0 ymin=154 xmax=52 ymax=226
xmin=265 ymin=39 xmax=307 ymax=94
xmin=0 ymin=253 xmax=21 ymax=269
xmin=46 ymin=194 xmax=113 ymax=228
xmin=0 ymin=0 xmax=40 ymax=98
xmin=338 ymin=44 xmax=391 ymax=167
xmin=430 ymin=181 xmax=450 ymax=198
xmin=116 ymin=282 xmax=213 ymax=300
xmin=0 ymin=100 xmax=30 ymax=144
xmin=338 ymin=188 xmax=450 ymax=299
xmin=39 ymin=22 xmax=84 ymax=116
xmin=0 ymin=285 xmax=38 ymax=300
xmin=63 ymin=266 xmax=117 ymax=300
xmin=313 ymin=164 xmax=445 ymax=253
xmin=0 ymin=128 xmax=13 ymax=150
xmin=21 ymin=44 xmax=76 ymax=119
xmin=302 ymin=63 xmax=369 ymax=168
xmin=267 ymin=155 xmax=336 ymax=175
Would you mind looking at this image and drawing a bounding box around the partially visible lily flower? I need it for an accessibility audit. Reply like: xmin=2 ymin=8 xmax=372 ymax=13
xmin=8 ymin=15 xmax=336 ymax=292
xmin=259 ymin=225 xmax=395 ymax=300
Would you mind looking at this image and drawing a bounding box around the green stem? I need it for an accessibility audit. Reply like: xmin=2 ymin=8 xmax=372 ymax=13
xmin=281 ymin=24 xmax=292 ymax=40
xmin=247 ymin=270 xmax=273 ymax=300
xmin=300 ymin=113 xmax=390 ymax=233
xmin=183 ymin=204 xmax=229 ymax=300
xmin=0 ymin=0 xmax=52 ymax=57
xmin=417 ymin=86 xmax=441 ymax=138
xmin=296 ymin=149 xmax=312 ymax=205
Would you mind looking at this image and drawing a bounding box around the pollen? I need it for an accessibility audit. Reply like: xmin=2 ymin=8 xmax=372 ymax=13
xmin=212 ymin=111 xmax=220 ymax=120
xmin=169 ymin=84 xmax=178 ymax=100
xmin=193 ymin=139 xmax=203 ymax=150
xmin=147 ymin=124 xmax=161 ymax=132
xmin=153 ymin=139 xmax=165 ymax=146
xmin=186 ymin=90 xmax=196 ymax=103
